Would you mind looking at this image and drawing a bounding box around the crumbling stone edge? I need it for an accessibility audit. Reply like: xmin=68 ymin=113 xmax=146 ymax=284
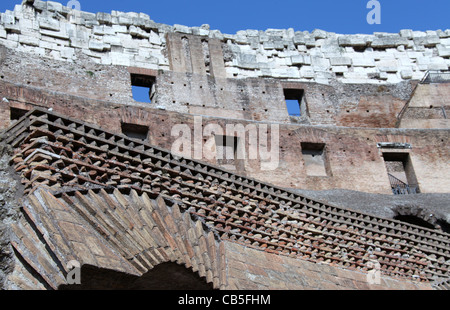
xmin=0 ymin=133 xmax=24 ymax=289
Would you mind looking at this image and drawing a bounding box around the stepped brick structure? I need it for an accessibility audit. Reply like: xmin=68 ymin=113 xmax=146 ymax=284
xmin=0 ymin=1 xmax=449 ymax=290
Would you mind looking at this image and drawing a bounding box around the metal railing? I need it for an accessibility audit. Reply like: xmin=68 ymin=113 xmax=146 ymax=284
xmin=388 ymin=173 xmax=420 ymax=195
xmin=421 ymin=71 xmax=450 ymax=84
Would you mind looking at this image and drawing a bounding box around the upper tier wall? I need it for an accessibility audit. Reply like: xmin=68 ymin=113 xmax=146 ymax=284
xmin=1 ymin=0 xmax=449 ymax=85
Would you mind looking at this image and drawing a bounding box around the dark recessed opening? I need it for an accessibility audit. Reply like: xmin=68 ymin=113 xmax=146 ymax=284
xmin=59 ymin=262 xmax=213 ymax=290
xmin=437 ymin=219 xmax=450 ymax=234
xmin=284 ymin=88 xmax=305 ymax=117
xmin=301 ymin=142 xmax=329 ymax=177
xmin=383 ymin=152 xmax=420 ymax=195
xmin=215 ymin=135 xmax=239 ymax=168
xmin=121 ymin=123 xmax=149 ymax=141
xmin=10 ymin=107 xmax=29 ymax=121
xmin=130 ymin=73 xmax=156 ymax=103
xmin=216 ymin=135 xmax=239 ymax=150
xmin=394 ymin=215 xmax=435 ymax=230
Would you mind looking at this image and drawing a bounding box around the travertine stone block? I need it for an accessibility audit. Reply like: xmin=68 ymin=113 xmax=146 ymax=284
xmin=19 ymin=35 xmax=39 ymax=46
xmin=33 ymin=0 xmax=47 ymax=11
xmin=46 ymin=1 xmax=63 ymax=13
xmin=371 ymin=35 xmax=408 ymax=48
xmin=38 ymin=16 xmax=60 ymax=31
xmin=1 ymin=10 xmax=15 ymax=25
xmin=338 ymin=35 xmax=369 ymax=47
xmin=399 ymin=29 xmax=413 ymax=39
xmin=437 ymin=45 xmax=450 ymax=57
xmin=330 ymin=57 xmax=352 ymax=66
xmin=174 ymin=24 xmax=191 ymax=34
xmin=352 ymin=56 xmax=375 ymax=67
xmin=96 ymin=12 xmax=112 ymax=25
xmin=0 ymin=26 xmax=7 ymax=39
xmin=400 ymin=69 xmax=413 ymax=79
xmin=88 ymin=39 xmax=110 ymax=51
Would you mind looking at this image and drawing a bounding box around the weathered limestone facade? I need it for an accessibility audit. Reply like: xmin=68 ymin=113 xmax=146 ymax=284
xmin=1 ymin=0 xmax=449 ymax=83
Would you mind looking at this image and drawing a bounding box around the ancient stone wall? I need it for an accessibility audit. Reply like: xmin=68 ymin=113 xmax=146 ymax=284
xmin=1 ymin=0 xmax=449 ymax=86
xmin=399 ymin=82 xmax=450 ymax=129
xmin=0 ymin=44 xmax=417 ymax=128
xmin=0 ymin=1 xmax=449 ymax=194
xmin=0 ymin=141 xmax=22 ymax=289
xmin=1 ymin=81 xmax=449 ymax=195
xmin=1 ymin=1 xmax=449 ymax=128
xmin=225 ymin=242 xmax=432 ymax=290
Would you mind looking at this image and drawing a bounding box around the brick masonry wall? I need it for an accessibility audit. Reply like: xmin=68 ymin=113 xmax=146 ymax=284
xmin=1 ymin=81 xmax=449 ymax=195
xmin=154 ymin=71 xmax=415 ymax=127
xmin=224 ymin=242 xmax=433 ymax=290
xmin=399 ymin=83 xmax=450 ymax=129
xmin=0 ymin=44 xmax=416 ymax=128
xmin=2 ymin=108 xmax=448 ymax=289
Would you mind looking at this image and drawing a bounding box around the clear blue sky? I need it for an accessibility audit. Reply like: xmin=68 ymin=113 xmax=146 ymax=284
xmin=1 ymin=0 xmax=449 ymax=35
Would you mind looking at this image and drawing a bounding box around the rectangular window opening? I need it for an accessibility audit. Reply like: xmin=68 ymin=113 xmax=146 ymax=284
xmin=301 ymin=142 xmax=329 ymax=177
xmin=382 ymin=152 xmax=420 ymax=195
xmin=131 ymin=73 xmax=156 ymax=103
xmin=201 ymin=39 xmax=211 ymax=75
xmin=121 ymin=122 xmax=149 ymax=141
xmin=215 ymin=135 xmax=239 ymax=169
xmin=284 ymin=88 xmax=306 ymax=117
xmin=10 ymin=107 xmax=29 ymax=121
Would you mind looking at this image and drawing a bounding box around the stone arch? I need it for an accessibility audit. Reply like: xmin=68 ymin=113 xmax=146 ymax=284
xmin=393 ymin=204 xmax=437 ymax=229
xmin=6 ymin=188 xmax=228 ymax=290
xmin=59 ymin=262 xmax=214 ymax=290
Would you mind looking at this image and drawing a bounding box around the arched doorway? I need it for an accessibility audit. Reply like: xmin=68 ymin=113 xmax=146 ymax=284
xmin=59 ymin=262 xmax=214 ymax=290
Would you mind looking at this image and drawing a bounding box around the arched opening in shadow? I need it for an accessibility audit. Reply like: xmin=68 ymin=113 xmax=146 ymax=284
xmin=437 ymin=219 xmax=450 ymax=234
xmin=59 ymin=262 xmax=214 ymax=290
xmin=394 ymin=214 xmax=436 ymax=230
